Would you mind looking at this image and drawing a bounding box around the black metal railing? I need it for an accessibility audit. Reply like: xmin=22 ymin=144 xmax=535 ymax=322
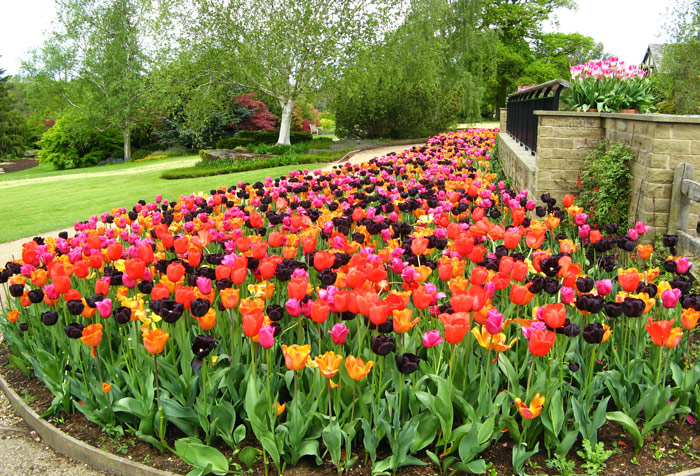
xmin=506 ymin=78 xmax=570 ymax=155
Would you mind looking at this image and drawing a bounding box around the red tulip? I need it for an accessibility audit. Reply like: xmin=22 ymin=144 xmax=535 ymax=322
xmin=528 ymin=330 xmax=555 ymax=356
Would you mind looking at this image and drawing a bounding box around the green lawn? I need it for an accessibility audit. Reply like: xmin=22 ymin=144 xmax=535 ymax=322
xmin=0 ymin=158 xmax=324 ymax=243
xmin=0 ymin=156 xmax=196 ymax=183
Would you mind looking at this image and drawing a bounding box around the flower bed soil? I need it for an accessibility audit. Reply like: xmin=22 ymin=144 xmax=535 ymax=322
xmin=0 ymin=158 xmax=39 ymax=174
xmin=1 ymin=341 xmax=699 ymax=476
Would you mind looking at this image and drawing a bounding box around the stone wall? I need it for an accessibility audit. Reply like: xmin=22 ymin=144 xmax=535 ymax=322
xmin=603 ymin=115 xmax=700 ymax=237
xmin=497 ymin=111 xmax=700 ymax=241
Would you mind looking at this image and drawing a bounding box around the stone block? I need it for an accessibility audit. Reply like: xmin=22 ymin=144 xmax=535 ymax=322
xmin=655 ymin=124 xmax=672 ymax=139
xmin=537 ymin=137 xmax=574 ymax=149
xmin=649 ymin=154 xmax=669 ymax=169
xmin=539 ymin=116 xmax=602 ymax=128
xmin=642 ymin=168 xmax=674 ymax=183
xmin=536 ymin=158 xmax=585 ymax=171
xmin=572 ymin=138 xmax=599 ymax=150
xmin=653 ymin=139 xmax=691 ymax=155
xmin=692 ymin=141 xmax=700 ymax=155
xmin=671 ymin=123 xmax=700 ymax=140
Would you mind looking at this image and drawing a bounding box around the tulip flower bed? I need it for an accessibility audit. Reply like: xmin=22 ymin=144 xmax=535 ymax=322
xmin=1 ymin=129 xmax=700 ymax=476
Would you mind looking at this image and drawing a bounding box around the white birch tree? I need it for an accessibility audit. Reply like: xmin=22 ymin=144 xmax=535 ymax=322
xmin=187 ymin=0 xmax=404 ymax=145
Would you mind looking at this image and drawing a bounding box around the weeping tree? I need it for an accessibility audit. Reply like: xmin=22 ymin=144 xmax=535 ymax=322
xmin=186 ymin=0 xmax=404 ymax=145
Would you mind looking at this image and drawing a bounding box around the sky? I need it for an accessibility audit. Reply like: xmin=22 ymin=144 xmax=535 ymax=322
xmin=0 ymin=0 xmax=673 ymax=76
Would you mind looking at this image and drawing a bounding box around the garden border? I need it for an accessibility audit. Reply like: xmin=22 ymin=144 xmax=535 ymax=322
xmin=2 ymin=362 xmax=700 ymax=476
xmin=0 ymin=371 xmax=177 ymax=476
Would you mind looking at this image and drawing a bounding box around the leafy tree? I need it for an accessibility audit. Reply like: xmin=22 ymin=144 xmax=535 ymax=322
xmin=0 ymin=66 xmax=27 ymax=159
xmin=176 ymin=0 xmax=403 ymax=145
xmin=334 ymin=0 xmax=463 ymax=138
xmin=658 ymin=0 xmax=700 ymax=114
xmin=518 ymin=32 xmax=606 ymax=86
xmin=482 ymin=0 xmax=576 ymax=116
xmin=32 ymin=0 xmax=159 ymax=160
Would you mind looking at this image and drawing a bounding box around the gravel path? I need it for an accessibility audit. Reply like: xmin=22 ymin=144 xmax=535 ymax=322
xmin=0 ymin=142 xmax=424 ymax=475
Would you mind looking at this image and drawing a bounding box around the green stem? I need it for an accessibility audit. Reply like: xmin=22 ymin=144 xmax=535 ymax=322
xmin=525 ymin=357 xmax=536 ymax=401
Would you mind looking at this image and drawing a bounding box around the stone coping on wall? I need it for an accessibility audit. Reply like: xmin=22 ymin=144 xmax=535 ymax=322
xmin=535 ymin=110 xmax=700 ymax=124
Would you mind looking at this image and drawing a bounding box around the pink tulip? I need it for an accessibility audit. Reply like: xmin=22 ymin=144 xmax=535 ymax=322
xmin=661 ymin=288 xmax=682 ymax=309
xmin=575 ymin=213 xmax=588 ymax=226
xmin=196 ymin=277 xmax=212 ymax=295
xmin=561 ymin=286 xmax=575 ymax=304
xmin=285 ymin=299 xmax=302 ymax=317
xmin=258 ymin=325 xmax=275 ymax=349
xmin=422 ymin=330 xmax=444 ymax=348
xmin=596 ymin=279 xmax=612 ymax=296
xmin=676 ymin=257 xmax=692 ymax=274
xmin=96 ymin=298 xmax=113 ymax=319
xmin=328 ymin=324 xmax=349 ymax=345
xmin=485 ymin=309 xmax=504 ymax=334
xmin=634 ymin=221 xmax=650 ymax=235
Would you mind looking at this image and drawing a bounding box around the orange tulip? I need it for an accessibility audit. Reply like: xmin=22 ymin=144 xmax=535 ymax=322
xmin=439 ymin=312 xmax=471 ymax=344
xmin=166 ymin=262 xmax=186 ymax=283
xmin=241 ymin=310 xmax=264 ymax=337
xmin=515 ymin=394 xmax=545 ymax=419
xmin=311 ymin=299 xmax=330 ymax=323
xmin=314 ymin=351 xmax=343 ymax=379
xmin=503 ymin=229 xmax=522 ymax=249
xmin=199 ymin=308 xmax=217 ymax=331
xmin=542 ymin=303 xmax=566 ymax=329
xmin=344 ymin=355 xmax=374 ymax=380
xmin=102 ymin=382 xmax=112 ymax=394
xmin=392 ymin=309 xmax=420 ymax=333
xmin=124 ymin=258 xmax=146 ymax=280
xmin=637 ymin=244 xmax=653 ymax=260
xmin=106 ymin=243 xmax=123 ymax=262
xmin=411 ymin=236 xmax=429 ymax=256
xmin=510 ymin=283 xmax=534 ymax=306
xmin=618 ymin=268 xmax=641 ymax=293
xmin=142 ymin=328 xmax=170 ymax=354
xmin=681 ymin=308 xmax=700 ymax=330
xmin=412 ymin=286 xmax=433 ymax=309
xmin=287 ymin=276 xmax=308 ymax=300
xmin=368 ymin=300 xmax=390 ymax=325
xmin=645 ymin=317 xmax=683 ymax=348
xmin=282 ymin=344 xmax=311 ymax=371
xmin=7 ymin=309 xmax=19 ymax=323
xmin=81 ymin=324 xmax=103 ymax=356
xmin=528 ymin=329 xmax=555 ymax=356
xmin=563 ymin=195 xmax=574 ymax=208
xmin=151 ymin=283 xmax=170 ymax=300
xmin=469 ymin=266 xmax=490 ymax=286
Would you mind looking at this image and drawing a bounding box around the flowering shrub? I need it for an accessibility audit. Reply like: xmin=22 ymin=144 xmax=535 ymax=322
xmin=564 ymin=57 xmax=655 ymax=112
xmin=1 ymin=129 xmax=699 ymax=475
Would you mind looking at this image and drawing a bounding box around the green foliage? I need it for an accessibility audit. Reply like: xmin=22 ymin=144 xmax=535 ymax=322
xmin=576 ymin=440 xmax=614 ymax=475
xmin=577 ymin=141 xmax=634 ymax=229
xmin=0 ymin=67 xmax=29 ymax=159
xmin=334 ymin=0 xmax=463 ymax=139
xmin=38 ymin=114 xmax=122 ymax=169
xmin=161 ymin=148 xmax=351 ymax=180
xmin=215 ymin=131 xmax=313 ymax=149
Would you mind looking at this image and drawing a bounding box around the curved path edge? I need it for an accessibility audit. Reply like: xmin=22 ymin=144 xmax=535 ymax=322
xmin=0 ymin=371 xmax=177 ymax=476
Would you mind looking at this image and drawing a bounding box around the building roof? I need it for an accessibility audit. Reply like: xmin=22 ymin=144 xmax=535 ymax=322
xmin=641 ymin=43 xmax=668 ymax=69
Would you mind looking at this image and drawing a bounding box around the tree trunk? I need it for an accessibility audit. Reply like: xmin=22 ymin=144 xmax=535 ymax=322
xmin=123 ymin=128 xmax=132 ymax=161
xmin=277 ymin=98 xmax=296 ymax=146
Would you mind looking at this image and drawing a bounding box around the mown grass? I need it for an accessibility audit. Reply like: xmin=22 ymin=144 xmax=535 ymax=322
xmin=0 ymin=155 xmax=197 ymax=183
xmin=0 ymin=161 xmax=324 ymax=243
